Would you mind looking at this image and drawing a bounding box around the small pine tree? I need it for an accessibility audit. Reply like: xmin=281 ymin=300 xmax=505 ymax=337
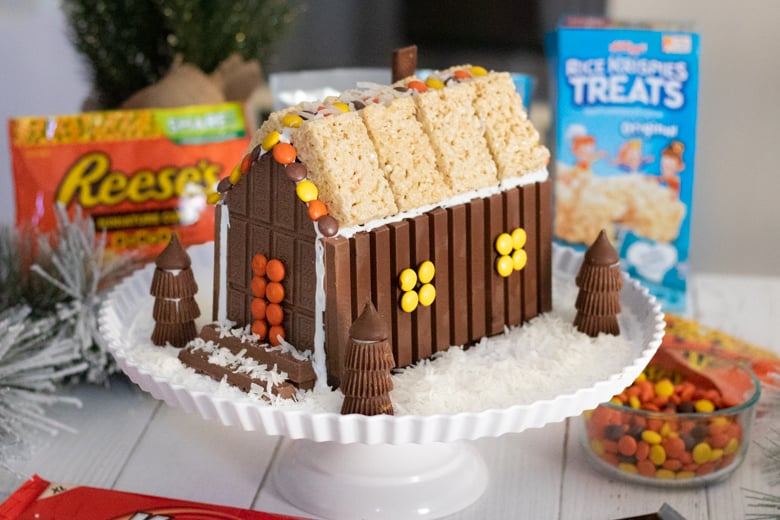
xmin=573 ymin=229 xmax=622 ymax=337
xmin=340 ymin=302 xmax=395 ymax=416
xmin=150 ymin=235 xmax=200 ymax=347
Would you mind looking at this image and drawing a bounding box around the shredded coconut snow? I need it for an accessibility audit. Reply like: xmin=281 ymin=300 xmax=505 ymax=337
xmin=119 ymin=270 xmax=634 ymax=415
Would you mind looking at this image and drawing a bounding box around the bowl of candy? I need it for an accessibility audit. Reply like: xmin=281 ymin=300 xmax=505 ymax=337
xmin=580 ymin=348 xmax=761 ymax=486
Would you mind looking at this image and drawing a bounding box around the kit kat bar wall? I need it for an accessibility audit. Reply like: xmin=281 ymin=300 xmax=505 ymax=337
xmin=537 ymin=179 xmax=553 ymax=313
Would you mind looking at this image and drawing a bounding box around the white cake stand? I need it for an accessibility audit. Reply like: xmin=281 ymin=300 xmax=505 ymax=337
xmin=100 ymin=244 xmax=664 ymax=520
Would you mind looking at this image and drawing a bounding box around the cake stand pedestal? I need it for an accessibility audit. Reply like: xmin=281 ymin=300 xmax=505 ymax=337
xmin=271 ymin=440 xmax=487 ymax=519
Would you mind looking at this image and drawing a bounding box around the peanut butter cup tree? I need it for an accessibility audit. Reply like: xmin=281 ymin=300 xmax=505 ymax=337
xmin=341 ymin=302 xmax=396 ymax=416
xmin=573 ymin=229 xmax=623 ymax=337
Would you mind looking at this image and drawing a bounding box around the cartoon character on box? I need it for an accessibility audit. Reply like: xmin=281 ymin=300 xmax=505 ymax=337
xmin=658 ymin=140 xmax=685 ymax=196
xmin=614 ymin=139 xmax=653 ymax=172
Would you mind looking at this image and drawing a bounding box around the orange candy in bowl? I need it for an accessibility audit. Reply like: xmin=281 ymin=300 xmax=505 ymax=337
xmin=580 ymin=351 xmax=760 ymax=486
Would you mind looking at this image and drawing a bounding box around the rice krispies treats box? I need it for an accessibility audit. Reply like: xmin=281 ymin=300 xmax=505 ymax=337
xmin=547 ymin=17 xmax=700 ymax=312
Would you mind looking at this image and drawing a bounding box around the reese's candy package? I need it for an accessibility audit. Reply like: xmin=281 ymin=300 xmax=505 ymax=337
xmin=0 ymin=474 xmax=310 ymax=519
xmin=9 ymin=103 xmax=249 ymax=257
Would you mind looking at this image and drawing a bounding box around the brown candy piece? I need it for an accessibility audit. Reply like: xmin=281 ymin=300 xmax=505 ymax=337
xmin=317 ymin=215 xmax=339 ymax=236
xmin=285 ymin=162 xmax=308 ymax=182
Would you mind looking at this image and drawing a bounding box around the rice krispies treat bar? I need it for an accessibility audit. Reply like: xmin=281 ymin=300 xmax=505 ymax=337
xmin=360 ymin=96 xmax=452 ymax=211
xmin=411 ymin=78 xmax=498 ymax=194
xmin=291 ymin=111 xmax=398 ymax=227
xmin=459 ymin=69 xmax=549 ymax=180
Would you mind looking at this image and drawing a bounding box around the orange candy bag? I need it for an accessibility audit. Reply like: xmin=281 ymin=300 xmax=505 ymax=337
xmin=9 ymin=103 xmax=249 ymax=257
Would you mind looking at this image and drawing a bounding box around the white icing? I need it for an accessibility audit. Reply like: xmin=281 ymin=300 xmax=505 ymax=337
xmin=311 ymin=230 xmax=328 ymax=388
xmin=217 ymin=204 xmax=229 ymax=322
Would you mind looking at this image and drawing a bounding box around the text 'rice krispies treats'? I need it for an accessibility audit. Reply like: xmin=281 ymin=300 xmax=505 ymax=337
xmin=360 ymin=95 xmax=452 ymax=211
xmin=291 ymin=111 xmax=398 ymax=227
xmin=411 ymin=78 xmax=498 ymax=194
xmin=468 ymin=70 xmax=550 ymax=179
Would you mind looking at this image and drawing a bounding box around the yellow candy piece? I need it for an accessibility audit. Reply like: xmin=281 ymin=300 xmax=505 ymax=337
xmin=641 ymin=430 xmax=662 ymax=445
xmin=229 ymin=165 xmax=242 ymax=184
xmin=206 ymin=192 xmax=221 ymax=205
xmin=635 ymin=372 xmax=647 ymax=382
xmin=709 ymin=448 xmax=724 ymax=462
xmin=654 ymin=379 xmax=675 ymax=398
xmin=618 ymin=462 xmax=638 ymax=474
xmin=511 ymin=227 xmax=526 ymax=250
xmin=282 ymin=114 xmax=303 ymax=128
xmin=425 ymin=77 xmax=445 ymax=90
xmin=629 ymin=395 xmax=641 ymax=409
xmin=295 ymin=180 xmax=318 ymax=202
xmin=649 ymin=444 xmax=666 ymax=466
xmin=332 ymin=102 xmax=350 ymax=113
xmin=418 ymin=260 xmax=435 ymax=284
xmin=692 ymin=442 xmax=712 ymax=464
xmin=399 ymin=268 xmax=418 ymax=292
xmin=660 ymin=422 xmax=673 ymax=438
xmin=495 ymin=233 xmax=513 ymax=255
xmin=512 ymin=249 xmax=527 ymax=271
xmin=262 ymin=131 xmax=281 ymax=151
xmin=470 ymin=65 xmax=488 ymax=76
xmin=609 ymin=397 xmax=623 ymax=406
xmin=401 ymin=290 xmax=419 ymax=313
xmin=496 ymin=255 xmax=514 ymax=277
xmin=723 ymin=437 xmax=740 ymax=455
xmin=655 ymin=469 xmax=676 ymax=480
xmin=418 ymin=283 xmax=436 ymax=306
xmin=676 ymin=471 xmax=696 ymax=480
xmin=590 ymin=438 xmax=605 ymax=456
xmin=694 ymin=399 xmax=715 ymax=413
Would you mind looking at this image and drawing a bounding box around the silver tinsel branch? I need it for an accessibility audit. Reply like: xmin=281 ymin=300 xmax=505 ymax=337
xmin=0 ymin=205 xmax=136 ymax=464
xmin=0 ymin=305 xmax=85 ymax=463
xmin=30 ymin=205 xmax=134 ymax=384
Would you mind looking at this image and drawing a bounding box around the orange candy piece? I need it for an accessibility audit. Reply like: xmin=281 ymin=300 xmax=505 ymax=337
xmin=618 ymin=435 xmax=638 ymax=456
xmin=307 ymin=199 xmax=328 ymax=221
xmin=266 ymin=259 xmax=285 ymax=282
xmin=252 ymin=319 xmax=268 ymax=340
xmin=453 ymin=69 xmax=472 ymax=80
xmin=240 ymin=153 xmax=252 ymax=174
xmin=252 ymin=254 xmax=267 ymax=277
xmin=266 ymin=282 xmax=285 ymax=304
xmin=407 ymin=80 xmax=428 ymax=93
xmin=251 ymin=298 xmax=267 ymax=320
xmin=268 ymin=325 xmax=285 ymax=346
xmin=266 ymin=303 xmax=284 ymax=326
xmin=273 ymin=142 xmax=297 ymax=164
xmin=251 ymin=276 xmax=267 ymax=298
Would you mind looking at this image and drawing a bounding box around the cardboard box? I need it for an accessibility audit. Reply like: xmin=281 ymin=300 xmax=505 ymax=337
xmin=547 ymin=17 xmax=700 ymax=312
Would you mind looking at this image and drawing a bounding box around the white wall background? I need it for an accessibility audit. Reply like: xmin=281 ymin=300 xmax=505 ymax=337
xmin=1 ymin=0 xmax=778 ymax=276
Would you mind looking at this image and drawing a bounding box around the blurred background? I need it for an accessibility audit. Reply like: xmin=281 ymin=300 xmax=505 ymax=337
xmin=1 ymin=0 xmax=778 ymax=276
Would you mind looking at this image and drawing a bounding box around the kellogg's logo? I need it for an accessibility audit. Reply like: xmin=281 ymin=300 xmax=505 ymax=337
xmin=608 ymin=40 xmax=648 ymax=56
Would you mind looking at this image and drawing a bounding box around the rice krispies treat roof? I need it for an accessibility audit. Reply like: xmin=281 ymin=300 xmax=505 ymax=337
xmin=469 ymin=71 xmax=550 ymax=179
xmin=411 ymin=77 xmax=499 ymax=193
xmin=291 ymin=111 xmax=398 ymax=227
xmin=228 ymin=65 xmax=549 ymax=234
xmin=360 ymin=96 xmax=452 ymax=211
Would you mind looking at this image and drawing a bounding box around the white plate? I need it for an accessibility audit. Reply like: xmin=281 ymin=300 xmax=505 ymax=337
xmin=99 ymin=243 xmax=664 ymax=445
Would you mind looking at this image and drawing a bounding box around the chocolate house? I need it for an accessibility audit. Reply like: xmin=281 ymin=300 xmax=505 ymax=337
xmin=212 ymin=65 xmax=553 ymax=388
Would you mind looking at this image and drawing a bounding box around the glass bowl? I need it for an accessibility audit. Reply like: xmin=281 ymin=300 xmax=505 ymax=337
xmin=579 ymin=361 xmax=760 ymax=487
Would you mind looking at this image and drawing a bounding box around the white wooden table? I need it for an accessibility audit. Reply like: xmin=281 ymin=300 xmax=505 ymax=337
xmin=1 ymin=273 xmax=778 ymax=519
